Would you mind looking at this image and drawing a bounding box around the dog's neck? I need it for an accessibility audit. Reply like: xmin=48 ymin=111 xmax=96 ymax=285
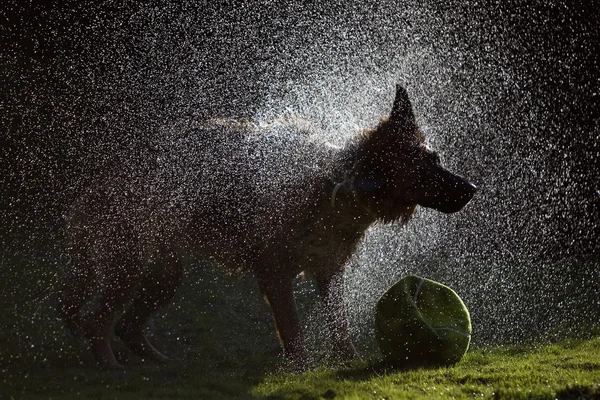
xmin=329 ymin=167 xmax=378 ymax=221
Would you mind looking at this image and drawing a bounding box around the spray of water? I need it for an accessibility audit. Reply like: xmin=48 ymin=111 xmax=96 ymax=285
xmin=1 ymin=0 xmax=598 ymax=368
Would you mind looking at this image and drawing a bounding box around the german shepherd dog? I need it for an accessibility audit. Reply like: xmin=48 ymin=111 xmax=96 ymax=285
xmin=59 ymin=85 xmax=476 ymax=370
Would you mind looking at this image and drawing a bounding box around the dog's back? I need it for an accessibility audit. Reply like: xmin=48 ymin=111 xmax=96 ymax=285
xmin=66 ymin=117 xmax=339 ymax=275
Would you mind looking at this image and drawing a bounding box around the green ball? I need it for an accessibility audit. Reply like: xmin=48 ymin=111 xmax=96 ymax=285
xmin=375 ymin=275 xmax=472 ymax=367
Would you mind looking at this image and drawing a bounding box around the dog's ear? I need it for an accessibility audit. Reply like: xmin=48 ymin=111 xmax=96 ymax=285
xmin=389 ymin=84 xmax=416 ymax=128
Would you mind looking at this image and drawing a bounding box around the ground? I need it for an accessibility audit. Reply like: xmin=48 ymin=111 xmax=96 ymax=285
xmin=1 ymin=253 xmax=599 ymax=399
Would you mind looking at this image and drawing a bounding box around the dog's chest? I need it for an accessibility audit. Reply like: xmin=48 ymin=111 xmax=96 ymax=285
xmin=292 ymin=212 xmax=370 ymax=275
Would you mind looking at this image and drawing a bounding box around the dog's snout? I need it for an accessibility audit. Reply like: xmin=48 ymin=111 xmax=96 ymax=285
xmin=417 ymin=170 xmax=477 ymax=214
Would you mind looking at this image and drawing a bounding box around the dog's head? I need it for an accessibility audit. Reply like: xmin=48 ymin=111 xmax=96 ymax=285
xmin=351 ymin=84 xmax=477 ymax=223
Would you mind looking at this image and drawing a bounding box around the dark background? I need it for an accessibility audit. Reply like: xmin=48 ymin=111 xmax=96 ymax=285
xmin=1 ymin=1 xmax=598 ymax=264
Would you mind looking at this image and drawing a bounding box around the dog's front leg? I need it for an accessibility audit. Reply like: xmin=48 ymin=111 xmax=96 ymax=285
xmin=256 ymin=271 xmax=313 ymax=371
xmin=315 ymin=271 xmax=358 ymax=361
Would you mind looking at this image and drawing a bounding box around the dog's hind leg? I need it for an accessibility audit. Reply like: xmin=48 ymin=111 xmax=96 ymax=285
xmin=79 ymin=253 xmax=141 ymax=370
xmin=58 ymin=256 xmax=96 ymax=338
xmin=115 ymin=248 xmax=183 ymax=363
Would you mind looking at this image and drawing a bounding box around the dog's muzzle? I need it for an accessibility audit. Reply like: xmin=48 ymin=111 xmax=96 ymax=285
xmin=418 ymin=168 xmax=477 ymax=214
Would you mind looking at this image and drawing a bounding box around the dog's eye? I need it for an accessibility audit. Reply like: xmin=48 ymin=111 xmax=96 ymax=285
xmin=432 ymin=152 xmax=441 ymax=165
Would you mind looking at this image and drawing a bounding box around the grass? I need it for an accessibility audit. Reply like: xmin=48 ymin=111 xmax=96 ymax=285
xmin=254 ymin=339 xmax=600 ymax=399
xmin=3 ymin=337 xmax=600 ymax=400
xmin=1 ymin=251 xmax=599 ymax=399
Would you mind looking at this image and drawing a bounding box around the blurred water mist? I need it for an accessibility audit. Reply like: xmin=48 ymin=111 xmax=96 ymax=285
xmin=1 ymin=0 xmax=598 ymax=350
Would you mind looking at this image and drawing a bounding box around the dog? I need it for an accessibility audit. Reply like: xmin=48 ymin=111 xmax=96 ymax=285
xmin=59 ymin=85 xmax=476 ymax=370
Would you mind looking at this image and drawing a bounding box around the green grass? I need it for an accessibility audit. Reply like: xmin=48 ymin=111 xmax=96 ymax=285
xmin=1 ymin=252 xmax=599 ymax=399
xmin=254 ymin=339 xmax=600 ymax=399
xmin=3 ymin=337 xmax=599 ymax=400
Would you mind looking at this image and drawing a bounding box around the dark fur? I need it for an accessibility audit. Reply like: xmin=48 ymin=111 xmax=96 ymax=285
xmin=59 ymin=85 xmax=476 ymax=370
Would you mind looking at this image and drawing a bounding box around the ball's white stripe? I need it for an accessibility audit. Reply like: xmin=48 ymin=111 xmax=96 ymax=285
xmin=413 ymin=276 xmax=426 ymax=304
xmin=413 ymin=277 xmax=471 ymax=338
xmin=433 ymin=327 xmax=471 ymax=337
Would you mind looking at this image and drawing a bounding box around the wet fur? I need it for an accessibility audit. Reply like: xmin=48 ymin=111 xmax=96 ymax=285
xmin=59 ymin=86 xmax=476 ymax=370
